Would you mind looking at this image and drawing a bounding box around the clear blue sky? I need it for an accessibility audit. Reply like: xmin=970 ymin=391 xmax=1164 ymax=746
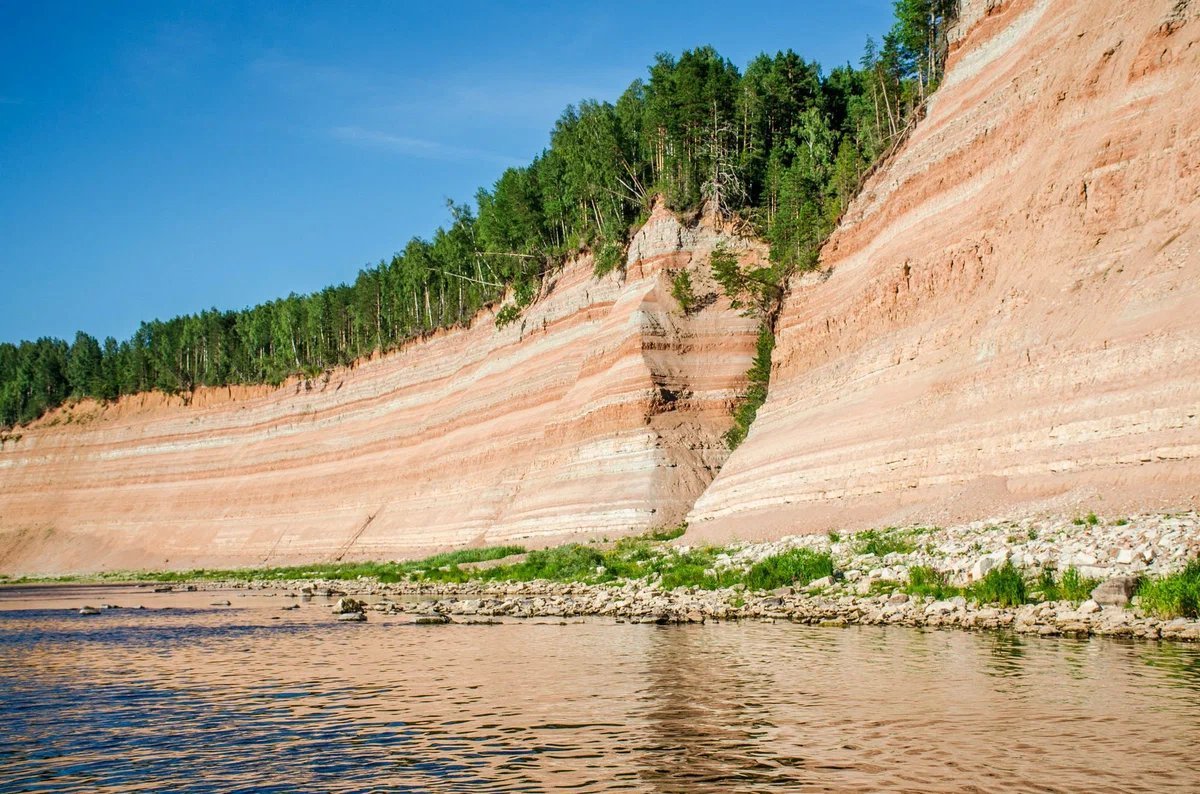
xmin=0 ymin=1 xmax=894 ymax=345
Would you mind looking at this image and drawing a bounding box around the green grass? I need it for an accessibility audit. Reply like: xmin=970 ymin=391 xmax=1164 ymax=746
xmin=1037 ymin=567 xmax=1100 ymax=603
xmin=1137 ymin=560 xmax=1200 ymax=619
xmin=6 ymin=545 xmax=529 ymax=586
xmin=968 ymin=562 xmax=1027 ymax=607
xmin=904 ymin=566 xmax=963 ymax=600
xmin=645 ymin=524 xmax=687 ymax=542
xmin=854 ymin=528 xmax=917 ymax=557
xmin=479 ymin=544 xmax=605 ymax=583
xmin=744 ymin=549 xmax=834 ymax=591
xmin=657 ymin=550 xmax=740 ymax=591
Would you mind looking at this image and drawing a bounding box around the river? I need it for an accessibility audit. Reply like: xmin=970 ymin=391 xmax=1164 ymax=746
xmin=1 ymin=584 xmax=1198 ymax=792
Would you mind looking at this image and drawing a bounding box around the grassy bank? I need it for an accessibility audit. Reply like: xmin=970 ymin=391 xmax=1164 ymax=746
xmin=6 ymin=523 xmax=1199 ymax=620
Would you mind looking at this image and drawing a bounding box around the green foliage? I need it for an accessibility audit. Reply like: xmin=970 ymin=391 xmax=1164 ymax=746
xmin=1137 ymin=560 xmax=1200 ymax=618
xmin=745 ymin=549 xmax=834 ymax=591
xmin=481 ymin=544 xmax=605 ymax=583
xmin=905 ymin=566 xmax=962 ymax=600
xmin=646 ymin=523 xmax=687 ymax=542
xmin=494 ymin=304 xmax=521 ymax=329
xmin=1 ymin=1 xmax=949 ymax=431
xmin=1037 ymin=567 xmax=1100 ymax=603
xmin=710 ymin=245 xmax=781 ymax=315
xmin=592 ymin=237 xmax=625 ymax=277
xmin=969 ymin=562 xmax=1027 ymax=607
xmin=1086 ymin=512 xmax=1099 ymax=526
xmin=828 ymin=531 xmax=842 ymax=543
xmin=855 ymin=528 xmax=917 ymax=557
xmin=56 ymin=545 xmax=530 ymax=586
xmin=724 ymin=323 xmax=775 ymax=448
xmin=670 ymin=270 xmax=697 ymax=314
xmin=657 ymin=549 xmax=741 ymax=591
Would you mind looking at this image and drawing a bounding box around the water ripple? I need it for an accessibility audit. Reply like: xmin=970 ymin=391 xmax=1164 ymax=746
xmin=2 ymin=586 xmax=1200 ymax=792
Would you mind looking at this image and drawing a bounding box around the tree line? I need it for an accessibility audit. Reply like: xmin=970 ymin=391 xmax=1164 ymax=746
xmin=1 ymin=0 xmax=956 ymax=429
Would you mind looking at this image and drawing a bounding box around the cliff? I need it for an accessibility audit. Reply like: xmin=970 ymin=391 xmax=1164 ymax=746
xmin=4 ymin=0 xmax=1200 ymax=574
xmin=0 ymin=206 xmax=762 ymax=573
xmin=688 ymin=0 xmax=1200 ymax=539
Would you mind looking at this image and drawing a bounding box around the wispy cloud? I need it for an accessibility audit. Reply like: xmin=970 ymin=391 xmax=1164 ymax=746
xmin=331 ymin=126 xmax=522 ymax=167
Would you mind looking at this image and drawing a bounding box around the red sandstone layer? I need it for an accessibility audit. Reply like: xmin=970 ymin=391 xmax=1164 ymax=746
xmin=0 ymin=208 xmax=761 ymax=574
xmin=689 ymin=0 xmax=1200 ymax=539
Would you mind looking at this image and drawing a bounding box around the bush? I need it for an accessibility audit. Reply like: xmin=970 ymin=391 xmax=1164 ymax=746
xmin=745 ymin=549 xmax=834 ymax=591
xmin=1037 ymin=566 xmax=1099 ymax=602
xmin=670 ymin=270 xmax=697 ymax=314
xmin=481 ymin=544 xmax=604 ymax=582
xmin=855 ymin=528 xmax=917 ymax=557
xmin=494 ymin=304 xmax=521 ymax=328
xmin=969 ymin=562 xmax=1027 ymax=607
xmin=905 ymin=566 xmax=961 ymax=600
xmin=646 ymin=524 xmax=687 ymax=542
xmin=1137 ymin=560 xmax=1200 ymax=618
xmin=593 ymin=238 xmax=625 ymax=277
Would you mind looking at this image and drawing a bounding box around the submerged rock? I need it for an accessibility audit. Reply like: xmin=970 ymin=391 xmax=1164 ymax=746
xmin=336 ymin=612 xmax=367 ymax=622
xmin=78 ymin=606 xmax=101 ymax=615
xmin=414 ymin=614 xmax=450 ymax=625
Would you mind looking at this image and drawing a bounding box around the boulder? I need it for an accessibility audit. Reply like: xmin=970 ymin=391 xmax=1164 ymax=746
xmin=1090 ymin=576 xmax=1138 ymax=607
xmin=336 ymin=612 xmax=367 ymax=622
xmin=78 ymin=606 xmax=101 ymax=616
xmin=332 ymin=597 xmax=365 ymax=614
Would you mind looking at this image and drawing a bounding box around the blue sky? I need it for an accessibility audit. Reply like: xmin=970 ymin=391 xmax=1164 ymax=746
xmin=0 ymin=1 xmax=895 ymax=344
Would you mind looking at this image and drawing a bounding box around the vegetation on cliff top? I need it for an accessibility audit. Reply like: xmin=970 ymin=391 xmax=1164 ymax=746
xmin=1 ymin=1 xmax=956 ymax=430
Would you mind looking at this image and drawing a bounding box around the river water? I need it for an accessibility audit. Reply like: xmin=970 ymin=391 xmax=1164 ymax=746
xmin=1 ymin=585 xmax=1198 ymax=792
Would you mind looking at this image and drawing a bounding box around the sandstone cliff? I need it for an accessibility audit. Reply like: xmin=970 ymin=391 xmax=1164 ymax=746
xmin=0 ymin=207 xmax=762 ymax=573
xmin=4 ymin=0 xmax=1199 ymax=574
xmin=689 ymin=0 xmax=1200 ymax=539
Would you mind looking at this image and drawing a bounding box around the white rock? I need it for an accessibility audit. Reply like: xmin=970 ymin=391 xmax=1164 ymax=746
xmin=1115 ymin=548 xmax=1135 ymax=565
xmin=970 ymin=557 xmax=993 ymax=580
xmin=1079 ymin=599 xmax=1101 ymax=614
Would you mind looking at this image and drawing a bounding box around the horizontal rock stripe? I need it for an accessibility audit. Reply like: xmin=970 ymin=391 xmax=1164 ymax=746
xmin=689 ymin=0 xmax=1200 ymax=539
xmin=0 ymin=207 xmax=761 ymax=574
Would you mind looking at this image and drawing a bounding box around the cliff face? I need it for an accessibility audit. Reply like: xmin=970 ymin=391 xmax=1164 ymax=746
xmin=689 ymin=0 xmax=1200 ymax=539
xmin=4 ymin=0 xmax=1199 ymax=574
xmin=0 ymin=206 xmax=762 ymax=573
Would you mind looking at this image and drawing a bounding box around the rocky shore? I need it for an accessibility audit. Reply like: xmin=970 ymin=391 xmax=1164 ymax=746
xmin=173 ymin=512 xmax=1200 ymax=641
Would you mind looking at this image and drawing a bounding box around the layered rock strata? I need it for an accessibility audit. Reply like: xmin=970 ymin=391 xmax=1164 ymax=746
xmin=0 ymin=207 xmax=761 ymax=574
xmin=690 ymin=0 xmax=1200 ymax=539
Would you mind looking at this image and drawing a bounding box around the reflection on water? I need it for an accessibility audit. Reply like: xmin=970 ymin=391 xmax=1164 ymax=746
xmin=1 ymin=584 xmax=1199 ymax=792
